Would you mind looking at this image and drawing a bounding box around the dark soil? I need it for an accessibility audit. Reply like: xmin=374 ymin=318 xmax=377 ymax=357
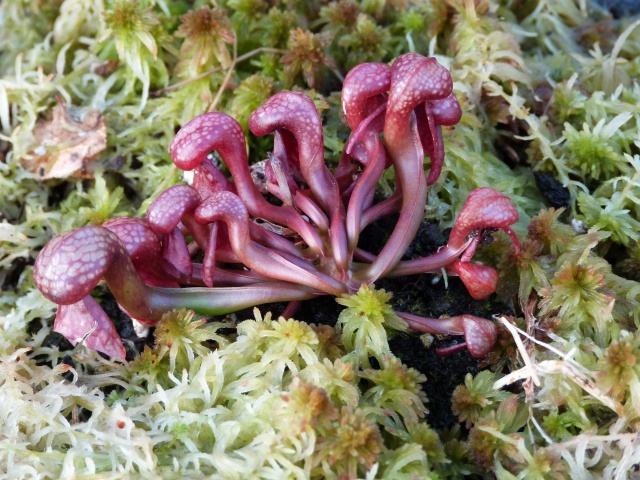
xmin=534 ymin=171 xmax=571 ymax=208
xmin=595 ymin=0 xmax=640 ymax=17
xmin=2 ymin=257 xmax=30 ymax=292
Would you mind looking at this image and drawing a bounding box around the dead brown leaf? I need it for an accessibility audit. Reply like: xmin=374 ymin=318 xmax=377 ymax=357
xmin=23 ymin=96 xmax=107 ymax=179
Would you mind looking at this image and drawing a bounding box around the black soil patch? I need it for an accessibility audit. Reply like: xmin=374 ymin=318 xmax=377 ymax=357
xmin=2 ymin=257 xmax=30 ymax=292
xmin=389 ymin=331 xmax=479 ymax=430
xmin=100 ymin=290 xmax=156 ymax=360
xmin=534 ymin=171 xmax=571 ymax=208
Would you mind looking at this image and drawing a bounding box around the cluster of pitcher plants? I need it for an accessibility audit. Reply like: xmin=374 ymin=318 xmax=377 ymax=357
xmin=34 ymin=53 xmax=520 ymax=359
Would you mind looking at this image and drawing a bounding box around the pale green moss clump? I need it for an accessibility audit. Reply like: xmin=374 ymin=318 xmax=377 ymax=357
xmin=336 ymin=284 xmax=408 ymax=368
xmin=0 ymin=305 xmax=444 ymax=478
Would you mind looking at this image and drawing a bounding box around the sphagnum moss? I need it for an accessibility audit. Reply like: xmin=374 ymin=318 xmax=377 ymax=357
xmin=3 ymin=0 xmax=640 ymax=478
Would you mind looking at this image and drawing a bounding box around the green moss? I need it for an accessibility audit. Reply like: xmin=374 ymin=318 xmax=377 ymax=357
xmin=562 ymin=119 xmax=628 ymax=180
xmin=335 ymin=284 xmax=407 ymax=368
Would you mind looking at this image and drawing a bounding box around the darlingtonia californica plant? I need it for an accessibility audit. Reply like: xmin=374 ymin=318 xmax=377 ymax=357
xmin=34 ymin=53 xmax=520 ymax=359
